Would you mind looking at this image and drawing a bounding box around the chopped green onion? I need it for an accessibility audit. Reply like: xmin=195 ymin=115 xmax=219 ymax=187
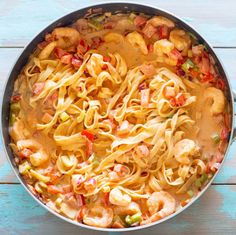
xmin=9 ymin=113 xmax=16 ymax=126
xmin=200 ymin=173 xmax=208 ymax=183
xmin=19 ymin=161 xmax=31 ymax=175
xmin=60 ymin=112 xmax=70 ymax=122
xmin=125 ymin=213 xmax=142 ymax=226
xmin=125 ymin=215 xmax=132 ymax=226
xmin=130 ymin=213 xmax=142 ymax=223
xmin=195 ymin=178 xmax=202 ymax=188
xmin=95 ymin=15 xmax=105 ymax=23
xmin=10 ymin=102 xmax=20 ymax=113
xmin=88 ymin=19 xmax=102 ymax=30
xmin=211 ymin=134 xmax=220 ymax=144
xmin=181 ymin=59 xmax=195 ymax=73
xmin=187 ymin=190 xmax=194 ymax=197
xmin=129 ymin=13 xmax=137 ymax=20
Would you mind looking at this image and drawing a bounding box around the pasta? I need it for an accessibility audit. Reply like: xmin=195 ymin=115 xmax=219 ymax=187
xmin=9 ymin=12 xmax=231 ymax=228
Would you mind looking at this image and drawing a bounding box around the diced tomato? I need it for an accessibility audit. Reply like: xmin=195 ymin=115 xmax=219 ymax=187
xmin=91 ymin=36 xmax=103 ymax=49
xmin=220 ymin=127 xmax=229 ymax=140
xmin=42 ymin=113 xmax=53 ymax=123
xmin=47 ymin=185 xmax=63 ymax=194
xmin=60 ymin=54 xmax=73 ymax=64
xmin=104 ymin=192 xmax=110 ymax=206
xmin=77 ymin=205 xmax=87 ymax=221
xmin=71 ymin=57 xmax=83 ymax=68
xmin=170 ymin=98 xmax=176 ymax=107
xmin=86 ymin=139 xmax=93 ymax=157
xmin=103 ymin=55 xmax=111 ymax=62
xmin=76 ymin=194 xmax=85 ymax=207
xmin=215 ymin=78 xmax=225 ymax=90
xmin=138 ymin=82 xmax=147 ymax=91
xmin=147 ymin=44 xmax=154 ymax=53
xmin=142 ymin=23 xmax=157 ymax=38
xmin=18 ymin=148 xmax=33 ymax=159
xmin=141 ymin=88 xmax=150 ymax=107
xmin=32 ymin=82 xmax=45 ymax=95
xmin=170 ymin=48 xmax=183 ymax=62
xmin=77 ymin=39 xmax=90 ymax=55
xmin=134 ymin=15 xmax=147 ymax=27
xmin=200 ymin=56 xmax=210 ymax=74
xmin=189 ymin=68 xmax=199 ymax=79
xmin=159 ymin=25 xmax=169 ymax=39
xmin=38 ymin=41 xmax=50 ymax=50
xmin=54 ymin=47 xmax=68 ymax=59
xmin=11 ymin=94 xmax=21 ymax=102
xmin=81 ymin=130 xmax=94 ymax=141
xmin=140 ymin=64 xmax=156 ymax=78
xmin=164 ymin=86 xmax=176 ymax=99
xmin=201 ymin=72 xmax=214 ymax=83
xmin=102 ymin=64 xmax=108 ymax=70
xmin=45 ymin=170 xmax=61 ymax=184
xmin=103 ymin=21 xmax=116 ymax=29
xmin=175 ymin=93 xmax=186 ymax=106
xmin=176 ymin=67 xmax=185 ymax=77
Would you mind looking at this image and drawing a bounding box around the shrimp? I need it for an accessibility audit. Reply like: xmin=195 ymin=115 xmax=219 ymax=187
xmin=104 ymin=32 xmax=124 ymax=43
xmin=83 ymin=205 xmax=113 ymax=228
xmin=9 ymin=119 xmax=25 ymax=142
xmin=109 ymin=187 xmax=131 ymax=206
xmin=174 ymin=139 xmax=200 ymax=164
xmin=51 ymin=27 xmax=80 ymax=49
xmin=17 ymin=139 xmax=48 ymax=166
xmin=204 ymin=87 xmax=225 ymax=115
xmin=148 ymin=16 xmax=175 ymax=28
xmin=169 ymin=29 xmax=191 ymax=56
xmin=141 ymin=191 xmax=176 ymax=225
xmin=113 ymin=201 xmax=141 ymax=215
xmin=126 ymin=31 xmax=148 ymax=55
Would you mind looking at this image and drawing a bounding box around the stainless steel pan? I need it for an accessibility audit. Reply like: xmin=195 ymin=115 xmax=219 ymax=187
xmin=1 ymin=2 xmax=236 ymax=232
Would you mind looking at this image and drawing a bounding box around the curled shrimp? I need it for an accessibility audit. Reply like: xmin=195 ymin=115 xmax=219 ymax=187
xmin=109 ymin=187 xmax=131 ymax=206
xmin=148 ymin=16 xmax=175 ymax=28
xmin=141 ymin=191 xmax=176 ymax=225
xmin=9 ymin=119 xmax=25 ymax=142
xmin=126 ymin=31 xmax=148 ymax=55
xmin=204 ymin=87 xmax=225 ymax=115
xmin=104 ymin=32 xmax=124 ymax=43
xmin=83 ymin=205 xmax=113 ymax=228
xmin=51 ymin=27 xmax=80 ymax=49
xmin=169 ymin=29 xmax=191 ymax=56
xmin=174 ymin=139 xmax=200 ymax=164
xmin=17 ymin=139 xmax=48 ymax=166
xmin=113 ymin=201 xmax=141 ymax=215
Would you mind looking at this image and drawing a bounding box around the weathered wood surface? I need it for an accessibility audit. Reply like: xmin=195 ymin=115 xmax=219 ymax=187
xmin=0 ymin=0 xmax=236 ymax=47
xmin=0 ymin=185 xmax=236 ymax=235
xmin=0 ymin=0 xmax=236 ymax=234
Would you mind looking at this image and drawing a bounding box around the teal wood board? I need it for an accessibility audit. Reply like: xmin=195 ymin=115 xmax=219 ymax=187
xmin=0 ymin=0 xmax=236 ymax=234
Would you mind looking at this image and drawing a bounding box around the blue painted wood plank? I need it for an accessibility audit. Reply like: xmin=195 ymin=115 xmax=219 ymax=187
xmin=0 ymin=184 xmax=235 ymax=234
xmin=0 ymin=0 xmax=236 ymax=47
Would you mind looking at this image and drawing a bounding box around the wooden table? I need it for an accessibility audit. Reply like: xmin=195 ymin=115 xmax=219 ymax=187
xmin=1 ymin=0 xmax=236 ymax=234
